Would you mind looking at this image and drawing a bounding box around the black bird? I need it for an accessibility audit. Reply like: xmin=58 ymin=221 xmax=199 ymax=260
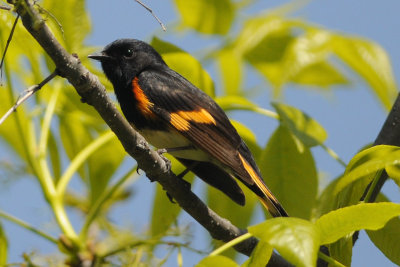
xmin=89 ymin=39 xmax=288 ymax=217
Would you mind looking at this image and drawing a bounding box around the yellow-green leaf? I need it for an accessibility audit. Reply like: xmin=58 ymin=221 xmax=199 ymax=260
xmin=249 ymin=217 xmax=319 ymax=267
xmin=316 ymin=202 xmax=400 ymax=245
xmin=292 ymin=61 xmax=348 ymax=88
xmin=174 ymin=0 xmax=235 ymax=34
xmin=260 ymin=126 xmax=318 ymax=219
xmin=366 ymin=194 xmax=400 ymax=266
xmin=242 ymin=241 xmax=272 ymax=267
xmin=0 ymin=223 xmax=7 ymax=266
xmin=272 ymin=102 xmax=327 ymax=147
xmin=332 ymin=35 xmax=397 ymax=110
xmin=334 ymin=145 xmax=400 ymax=195
xmin=196 ymin=255 xmax=239 ymax=267
xmin=217 ymin=49 xmax=242 ymax=95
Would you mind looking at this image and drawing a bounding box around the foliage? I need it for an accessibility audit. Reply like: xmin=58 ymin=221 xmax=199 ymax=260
xmin=0 ymin=0 xmax=399 ymax=266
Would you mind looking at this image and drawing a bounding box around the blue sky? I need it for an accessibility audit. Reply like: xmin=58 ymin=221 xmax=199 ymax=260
xmin=1 ymin=0 xmax=400 ymax=266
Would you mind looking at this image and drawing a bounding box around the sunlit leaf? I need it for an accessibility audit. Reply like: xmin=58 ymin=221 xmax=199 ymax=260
xmin=313 ymin=177 xmax=340 ymax=219
xmin=174 ymin=0 xmax=235 ymax=34
xmin=260 ymin=126 xmax=318 ymax=219
xmin=196 ymin=255 xmax=239 ymax=267
xmin=217 ymin=49 xmax=242 ymax=95
xmin=0 ymin=223 xmax=7 ymax=266
xmin=216 ymin=96 xmax=262 ymax=113
xmin=235 ymin=17 xmax=346 ymax=96
xmin=334 ymin=145 xmax=400 ymax=195
xmin=43 ymin=0 xmax=91 ymax=51
xmin=151 ymin=37 xmax=215 ymax=97
xmin=332 ymin=35 xmax=397 ymax=110
xmin=385 ymin=163 xmax=400 ymax=187
xmin=272 ymin=102 xmax=327 ymax=147
xmin=249 ymin=217 xmax=319 ymax=267
xmin=242 ymin=241 xmax=272 ymax=267
xmin=316 ymin=202 xmax=400 ymax=245
xmin=366 ymin=194 xmax=400 ymax=266
xmin=291 ymin=61 xmax=348 ymax=88
xmin=48 ymin=130 xmax=61 ymax=181
xmin=329 ymin=236 xmax=352 ymax=267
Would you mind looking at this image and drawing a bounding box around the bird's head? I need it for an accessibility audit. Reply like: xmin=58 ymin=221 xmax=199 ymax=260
xmin=89 ymin=39 xmax=165 ymax=87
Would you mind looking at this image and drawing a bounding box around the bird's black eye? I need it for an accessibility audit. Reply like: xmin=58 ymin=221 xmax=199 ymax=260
xmin=123 ymin=48 xmax=134 ymax=58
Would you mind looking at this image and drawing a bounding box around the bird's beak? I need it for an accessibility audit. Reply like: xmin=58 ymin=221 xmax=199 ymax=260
xmin=88 ymin=51 xmax=114 ymax=62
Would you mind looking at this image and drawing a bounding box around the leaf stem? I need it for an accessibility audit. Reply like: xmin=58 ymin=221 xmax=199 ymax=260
xmin=209 ymin=232 xmax=252 ymax=256
xmin=56 ymin=131 xmax=115 ymax=197
xmin=320 ymin=143 xmax=347 ymax=167
xmin=318 ymin=251 xmax=346 ymax=267
xmin=80 ymin=166 xmax=137 ymax=240
xmin=363 ymin=170 xmax=383 ymax=203
xmin=0 ymin=210 xmax=58 ymax=244
xmin=38 ymin=84 xmax=60 ymax=159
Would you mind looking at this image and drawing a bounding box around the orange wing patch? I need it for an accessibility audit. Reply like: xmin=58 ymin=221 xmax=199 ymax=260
xmin=132 ymin=77 xmax=154 ymax=117
xmin=170 ymin=109 xmax=216 ymax=131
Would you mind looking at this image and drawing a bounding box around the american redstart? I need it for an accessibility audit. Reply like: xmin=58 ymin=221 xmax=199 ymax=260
xmin=89 ymin=39 xmax=288 ymax=217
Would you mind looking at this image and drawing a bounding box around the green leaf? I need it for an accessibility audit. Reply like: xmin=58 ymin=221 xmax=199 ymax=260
xmin=249 ymin=217 xmax=319 ymax=267
xmin=272 ymin=102 xmax=327 ymax=147
xmin=43 ymin=0 xmax=91 ymax=51
xmin=174 ymin=0 xmax=235 ymax=34
xmin=332 ymin=35 xmax=397 ymax=110
xmin=196 ymin=255 xmax=239 ymax=267
xmin=329 ymin=236 xmax=352 ymax=267
xmin=236 ymin=18 xmax=346 ymax=96
xmin=216 ymin=96 xmax=257 ymax=111
xmin=291 ymin=61 xmax=348 ymax=88
xmin=313 ymin=177 xmax=340 ymax=219
xmin=150 ymin=157 xmax=188 ymax=237
xmin=151 ymin=37 xmax=215 ymax=97
xmin=385 ymin=164 xmax=400 ymax=187
xmin=242 ymin=241 xmax=272 ymax=267
xmin=315 ymin=202 xmax=400 ymax=245
xmin=259 ymin=126 xmax=318 ymax=219
xmin=334 ymin=145 xmax=400 ymax=195
xmin=0 ymin=223 xmax=7 ymax=266
xmin=236 ymin=16 xmax=295 ymax=94
xmin=367 ymin=194 xmax=400 ymax=266
xmin=48 ymin=131 xmax=62 ymax=181
xmin=217 ymin=49 xmax=242 ymax=95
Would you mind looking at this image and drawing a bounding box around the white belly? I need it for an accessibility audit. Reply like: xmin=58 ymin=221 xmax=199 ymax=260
xmin=139 ymin=128 xmax=211 ymax=162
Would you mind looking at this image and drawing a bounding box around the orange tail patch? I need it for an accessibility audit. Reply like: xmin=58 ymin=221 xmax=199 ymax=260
xmin=238 ymin=153 xmax=288 ymax=217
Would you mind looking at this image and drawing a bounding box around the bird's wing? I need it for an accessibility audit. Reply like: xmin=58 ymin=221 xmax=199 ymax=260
xmin=136 ymin=68 xmax=288 ymax=217
xmin=137 ymin=68 xmax=254 ymax=185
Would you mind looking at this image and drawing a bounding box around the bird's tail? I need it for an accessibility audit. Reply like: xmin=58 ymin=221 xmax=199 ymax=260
xmin=238 ymin=154 xmax=288 ymax=217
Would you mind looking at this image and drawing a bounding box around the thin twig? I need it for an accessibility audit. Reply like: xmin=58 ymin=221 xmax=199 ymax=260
xmin=0 ymin=209 xmax=58 ymax=244
xmin=0 ymin=70 xmax=57 ymax=126
xmin=134 ymin=0 xmax=166 ymax=31
xmin=0 ymin=14 xmax=20 ymax=82
xmin=0 ymin=5 xmax=11 ymax=10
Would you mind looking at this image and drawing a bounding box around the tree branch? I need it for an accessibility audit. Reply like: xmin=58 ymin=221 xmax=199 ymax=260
xmin=352 ymin=92 xmax=400 ymax=245
xmin=9 ymin=0 xmax=289 ymax=265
